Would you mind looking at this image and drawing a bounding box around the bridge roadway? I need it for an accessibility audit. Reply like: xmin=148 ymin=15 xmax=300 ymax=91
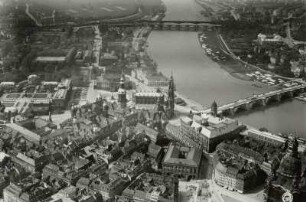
xmin=200 ymin=83 xmax=306 ymax=115
xmin=99 ymin=20 xmax=221 ymax=31
xmin=41 ymin=20 xmax=221 ymax=32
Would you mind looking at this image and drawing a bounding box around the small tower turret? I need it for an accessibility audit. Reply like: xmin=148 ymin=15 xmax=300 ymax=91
xmin=211 ymin=101 xmax=218 ymax=117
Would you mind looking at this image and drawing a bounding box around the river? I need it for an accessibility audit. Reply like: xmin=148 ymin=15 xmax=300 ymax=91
xmin=147 ymin=0 xmax=306 ymax=137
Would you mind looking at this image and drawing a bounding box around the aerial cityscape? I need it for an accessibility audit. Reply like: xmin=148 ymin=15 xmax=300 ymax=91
xmin=0 ymin=0 xmax=305 ymax=202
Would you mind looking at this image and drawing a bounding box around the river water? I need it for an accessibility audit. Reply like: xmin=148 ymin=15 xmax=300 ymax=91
xmin=147 ymin=0 xmax=306 ymax=137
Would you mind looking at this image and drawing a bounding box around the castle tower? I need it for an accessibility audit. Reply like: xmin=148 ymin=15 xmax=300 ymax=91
xmin=167 ymin=74 xmax=175 ymax=118
xmin=118 ymin=74 xmax=127 ymax=109
xmin=211 ymin=101 xmax=218 ymax=117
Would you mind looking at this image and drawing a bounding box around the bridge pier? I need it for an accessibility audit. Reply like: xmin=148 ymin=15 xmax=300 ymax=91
xmin=265 ymin=93 xmax=282 ymax=104
xmin=293 ymin=88 xmax=304 ymax=96
xmin=194 ymin=25 xmax=199 ymax=31
xmin=285 ymin=91 xmax=294 ymax=98
xmin=158 ymin=24 xmax=163 ymax=30
xmin=248 ymin=99 xmax=266 ymax=109
xmin=244 ymin=103 xmax=252 ymax=111
xmin=260 ymin=99 xmax=266 ymax=106
xmin=229 ymin=107 xmax=235 ymax=115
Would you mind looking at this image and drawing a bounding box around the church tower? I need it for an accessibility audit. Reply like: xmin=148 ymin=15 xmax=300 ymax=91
xmin=167 ymin=74 xmax=175 ymax=118
xmin=118 ymin=74 xmax=127 ymax=109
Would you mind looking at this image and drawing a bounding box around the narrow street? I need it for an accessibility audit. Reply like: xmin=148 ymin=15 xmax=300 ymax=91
xmin=25 ymin=3 xmax=42 ymax=27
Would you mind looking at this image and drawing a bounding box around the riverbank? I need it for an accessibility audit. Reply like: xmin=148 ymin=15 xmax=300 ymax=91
xmin=198 ymin=31 xmax=282 ymax=90
xmin=175 ymin=91 xmax=204 ymax=111
xmin=198 ymin=30 xmax=302 ymax=91
xmin=295 ymin=93 xmax=306 ymax=103
xmin=198 ymin=31 xmax=257 ymax=81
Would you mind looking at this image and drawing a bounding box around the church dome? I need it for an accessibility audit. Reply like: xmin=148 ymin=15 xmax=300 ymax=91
xmin=277 ymin=137 xmax=301 ymax=178
xmin=277 ymin=152 xmax=302 ymax=178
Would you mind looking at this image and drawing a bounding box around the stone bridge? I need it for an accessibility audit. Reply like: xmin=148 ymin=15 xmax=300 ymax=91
xmin=83 ymin=20 xmax=221 ymax=31
xmin=143 ymin=20 xmax=220 ymax=31
xmin=201 ymin=84 xmax=306 ymax=116
xmin=44 ymin=20 xmax=221 ymax=32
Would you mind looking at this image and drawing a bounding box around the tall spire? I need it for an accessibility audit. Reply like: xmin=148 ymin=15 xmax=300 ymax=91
xmin=169 ymin=72 xmax=175 ymax=92
xmin=167 ymin=74 xmax=175 ymax=118
xmin=118 ymin=74 xmax=127 ymax=109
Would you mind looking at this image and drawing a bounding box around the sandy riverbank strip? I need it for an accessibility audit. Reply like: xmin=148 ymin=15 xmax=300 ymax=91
xmin=175 ymin=91 xmax=204 ymax=111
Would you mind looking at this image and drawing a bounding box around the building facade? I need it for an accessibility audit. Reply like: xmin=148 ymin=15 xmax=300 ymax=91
xmin=247 ymin=129 xmax=286 ymax=147
xmin=134 ymin=92 xmax=164 ymax=105
xmin=214 ymin=162 xmax=264 ymax=194
xmin=162 ymin=143 xmax=202 ymax=180
xmin=134 ymin=75 xmax=175 ymax=119
xmin=178 ymin=113 xmax=240 ymax=152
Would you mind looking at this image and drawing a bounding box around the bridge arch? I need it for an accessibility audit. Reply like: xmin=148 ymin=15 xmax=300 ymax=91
xmin=279 ymin=91 xmax=293 ymax=100
xmin=265 ymin=94 xmax=281 ymax=105
xmin=163 ymin=23 xmax=178 ymax=31
xmin=292 ymin=88 xmax=304 ymax=96
xmin=221 ymin=109 xmax=233 ymax=116
xmin=179 ymin=23 xmax=197 ymax=31
xmin=248 ymin=99 xmax=266 ymax=110
xmin=232 ymin=104 xmax=249 ymax=114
